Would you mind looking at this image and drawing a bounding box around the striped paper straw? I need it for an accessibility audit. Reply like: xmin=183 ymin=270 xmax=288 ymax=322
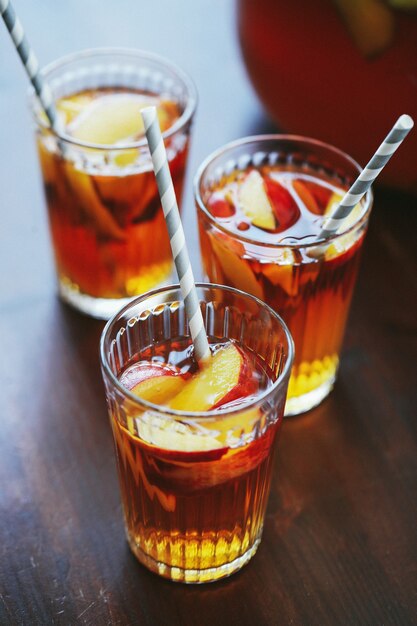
xmin=319 ymin=114 xmax=414 ymax=240
xmin=141 ymin=106 xmax=211 ymax=365
xmin=0 ymin=0 xmax=57 ymax=129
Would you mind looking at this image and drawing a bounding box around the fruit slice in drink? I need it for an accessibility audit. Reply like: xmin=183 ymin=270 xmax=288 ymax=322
xmin=208 ymin=234 xmax=264 ymax=300
xmin=239 ymin=170 xmax=276 ymax=230
xmin=120 ymin=342 xmax=262 ymax=450
xmin=121 ymin=362 xmax=188 ymax=405
xmin=168 ymin=342 xmax=258 ymax=411
xmin=67 ymin=92 xmax=173 ymax=146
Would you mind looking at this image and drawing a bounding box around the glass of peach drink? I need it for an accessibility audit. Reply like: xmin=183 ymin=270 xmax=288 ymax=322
xmin=31 ymin=48 xmax=196 ymax=319
xmin=100 ymin=283 xmax=293 ymax=583
xmin=195 ymin=136 xmax=373 ymax=416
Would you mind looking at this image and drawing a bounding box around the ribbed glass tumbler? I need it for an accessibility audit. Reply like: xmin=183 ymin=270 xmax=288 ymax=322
xmin=100 ymin=283 xmax=293 ymax=583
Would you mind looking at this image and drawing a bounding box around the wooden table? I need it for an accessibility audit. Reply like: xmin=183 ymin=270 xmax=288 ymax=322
xmin=1 ymin=2 xmax=416 ymax=624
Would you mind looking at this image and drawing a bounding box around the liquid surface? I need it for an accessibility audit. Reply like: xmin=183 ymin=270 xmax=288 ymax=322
xmin=205 ymin=165 xmax=364 ymax=245
xmin=120 ymin=339 xmax=273 ymax=413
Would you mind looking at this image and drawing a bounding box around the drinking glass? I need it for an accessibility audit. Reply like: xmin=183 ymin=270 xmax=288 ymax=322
xmin=195 ymin=136 xmax=373 ymax=415
xmin=31 ymin=48 xmax=197 ymax=319
xmin=100 ymin=283 xmax=293 ymax=583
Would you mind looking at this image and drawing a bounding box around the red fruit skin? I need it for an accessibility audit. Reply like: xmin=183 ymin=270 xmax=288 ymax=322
xmin=264 ymin=178 xmax=300 ymax=231
xmin=148 ymin=445 xmax=229 ymax=464
xmin=301 ymin=180 xmax=333 ymax=213
xmin=325 ymin=235 xmax=364 ymax=271
xmin=120 ymin=361 xmax=184 ymax=391
xmin=143 ymin=424 xmax=280 ymax=493
xmin=211 ymin=345 xmax=259 ymax=410
xmin=207 ymin=193 xmax=235 ymax=218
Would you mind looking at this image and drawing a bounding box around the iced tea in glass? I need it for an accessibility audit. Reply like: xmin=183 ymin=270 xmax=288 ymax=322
xmin=195 ymin=136 xmax=373 ymax=415
xmin=31 ymin=49 xmax=196 ymax=319
xmin=100 ymin=284 xmax=293 ymax=583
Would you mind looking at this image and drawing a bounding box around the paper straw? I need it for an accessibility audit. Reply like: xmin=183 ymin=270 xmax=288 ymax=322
xmin=141 ymin=106 xmax=211 ymax=365
xmin=319 ymin=114 xmax=414 ymax=240
xmin=0 ymin=0 xmax=57 ymax=129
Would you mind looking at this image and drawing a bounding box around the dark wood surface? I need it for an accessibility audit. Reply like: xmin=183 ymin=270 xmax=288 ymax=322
xmin=1 ymin=2 xmax=416 ymax=625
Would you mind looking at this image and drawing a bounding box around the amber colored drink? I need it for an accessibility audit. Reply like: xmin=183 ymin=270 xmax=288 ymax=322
xmin=114 ymin=340 xmax=278 ymax=582
xmin=195 ymin=137 xmax=372 ymax=415
xmin=32 ymin=49 xmax=196 ymax=319
xmin=38 ymin=89 xmax=185 ymax=304
xmin=100 ymin=285 xmax=294 ymax=583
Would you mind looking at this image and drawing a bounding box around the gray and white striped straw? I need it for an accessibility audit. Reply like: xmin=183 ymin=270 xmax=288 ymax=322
xmin=141 ymin=106 xmax=211 ymax=365
xmin=319 ymin=114 xmax=414 ymax=240
xmin=0 ymin=0 xmax=57 ymax=129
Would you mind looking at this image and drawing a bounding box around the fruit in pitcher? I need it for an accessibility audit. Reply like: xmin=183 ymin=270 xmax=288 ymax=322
xmin=332 ymin=0 xmax=395 ymax=58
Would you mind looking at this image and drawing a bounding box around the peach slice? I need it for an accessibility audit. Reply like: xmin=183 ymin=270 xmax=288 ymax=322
xmin=69 ymin=93 xmax=146 ymax=145
xmin=121 ymin=362 xmax=187 ymax=405
xmin=64 ymin=163 xmax=126 ymax=240
xmin=126 ymin=350 xmax=262 ymax=456
xmin=262 ymin=249 xmax=298 ymax=296
xmin=239 ymin=170 xmax=276 ymax=231
xmin=209 ymin=234 xmax=264 ymax=300
xmin=121 ymin=363 xmax=222 ymax=453
xmin=56 ymin=93 xmax=93 ymax=125
xmin=136 ymin=415 xmax=224 ymax=454
xmin=146 ymin=406 xmax=261 ymax=458
xmin=264 ymin=177 xmax=300 ymax=230
xmin=132 ymin=374 xmax=187 ymax=406
xmin=207 ymin=191 xmax=235 ymax=218
xmin=69 ymin=93 xmax=173 ymax=146
xmin=301 ymin=179 xmax=333 ymax=211
xmin=324 ymin=191 xmax=343 ymax=216
xmin=139 ymin=411 xmax=271 ymax=493
xmin=169 ymin=343 xmax=255 ymax=412
xmin=92 ymin=169 xmax=157 ymax=222
xmin=292 ymin=179 xmax=319 ymax=215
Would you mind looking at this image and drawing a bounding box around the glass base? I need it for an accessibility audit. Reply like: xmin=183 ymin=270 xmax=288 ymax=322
xmin=127 ymin=535 xmax=262 ymax=584
xmin=284 ymin=374 xmax=335 ymax=416
xmin=58 ymin=281 xmax=135 ymax=320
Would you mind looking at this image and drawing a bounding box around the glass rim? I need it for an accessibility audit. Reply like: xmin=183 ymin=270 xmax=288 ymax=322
xmin=30 ymin=46 xmax=198 ymax=151
xmin=100 ymin=282 xmax=294 ymax=420
xmin=194 ymin=134 xmax=374 ymax=249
